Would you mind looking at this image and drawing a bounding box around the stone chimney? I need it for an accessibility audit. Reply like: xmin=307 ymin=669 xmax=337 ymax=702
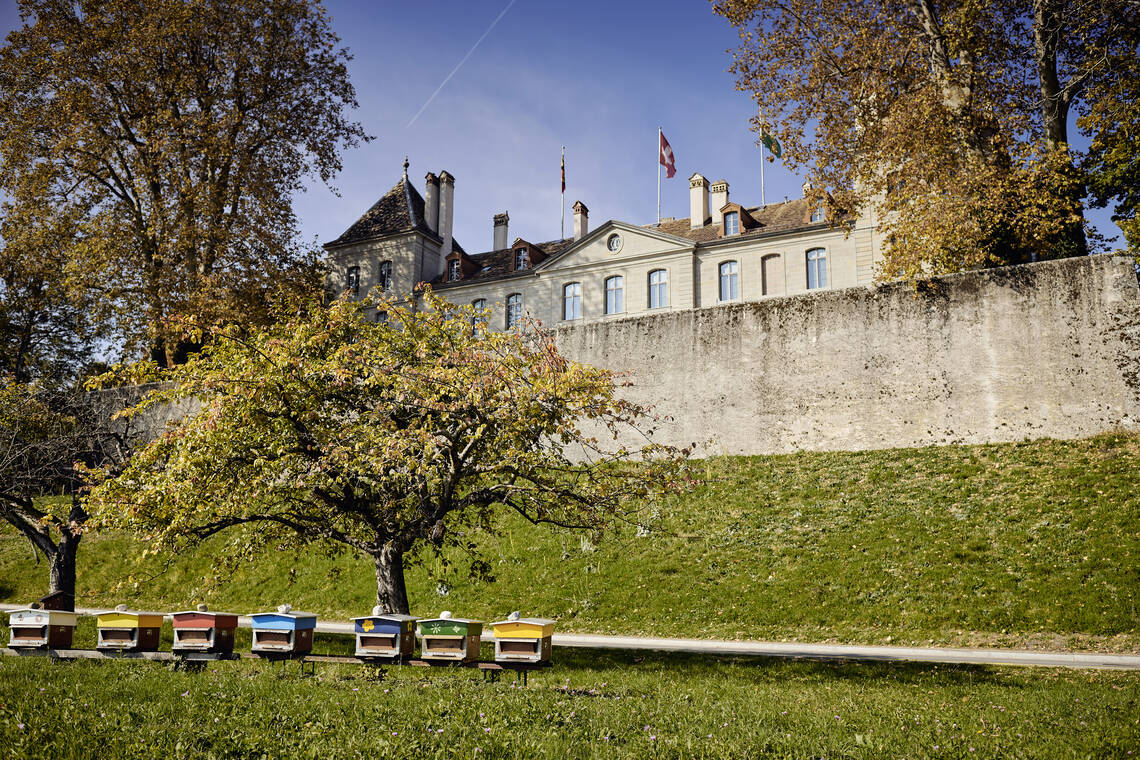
xmin=710 ymin=179 xmax=729 ymax=226
xmin=438 ymin=170 xmax=455 ymax=277
xmin=424 ymin=172 xmax=440 ymax=233
xmin=689 ymin=173 xmax=709 ymax=228
xmin=493 ymin=212 xmax=509 ymax=250
xmin=573 ymin=200 xmax=589 ymax=240
xmin=802 ymin=178 xmax=813 ymax=197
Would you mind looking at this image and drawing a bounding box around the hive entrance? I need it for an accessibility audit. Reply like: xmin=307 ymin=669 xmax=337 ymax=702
xmin=499 ymin=639 xmax=539 ymax=654
xmin=11 ymin=627 xmax=44 ymax=641
xmin=177 ymin=629 xmax=211 ymax=643
xmin=100 ymin=629 xmax=134 ymax=643
xmin=359 ymin=634 xmax=397 ymax=650
xmin=256 ymin=631 xmax=291 ymax=645
xmin=424 ymin=637 xmax=464 ymax=653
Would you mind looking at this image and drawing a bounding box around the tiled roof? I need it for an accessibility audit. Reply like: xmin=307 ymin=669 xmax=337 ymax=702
xmin=651 ymin=197 xmax=818 ymax=242
xmin=434 ymin=238 xmax=574 ymax=287
xmin=325 ymin=177 xmax=434 ymax=248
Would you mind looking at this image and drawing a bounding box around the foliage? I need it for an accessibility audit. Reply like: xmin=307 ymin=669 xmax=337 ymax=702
xmin=714 ymin=0 xmax=1138 ymax=277
xmin=0 ymin=0 xmax=366 ymax=365
xmin=1081 ymin=47 xmax=1140 ymax=251
xmin=0 ymin=652 xmax=1136 ymax=759
xmin=84 ymin=292 xmax=691 ymax=613
xmin=13 ymin=432 xmax=1138 ymax=650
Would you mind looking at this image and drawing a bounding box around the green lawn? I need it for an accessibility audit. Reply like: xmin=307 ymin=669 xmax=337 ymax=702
xmin=0 ymin=648 xmax=1136 ymax=759
xmin=2 ymin=433 xmax=1138 ymax=651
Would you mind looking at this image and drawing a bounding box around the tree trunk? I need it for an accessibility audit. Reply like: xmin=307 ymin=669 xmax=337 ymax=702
xmin=373 ymin=542 xmax=410 ymax=614
xmin=48 ymin=530 xmax=79 ymax=611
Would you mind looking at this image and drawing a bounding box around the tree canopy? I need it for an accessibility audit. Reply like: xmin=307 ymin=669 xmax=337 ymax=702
xmin=0 ymin=0 xmax=366 ymax=366
xmin=715 ymin=0 xmax=1139 ymax=277
xmin=85 ymin=293 xmax=692 ymax=613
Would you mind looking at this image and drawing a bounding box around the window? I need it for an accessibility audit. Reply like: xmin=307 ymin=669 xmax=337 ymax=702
xmin=648 ymin=269 xmax=668 ymax=309
xmin=563 ymin=282 xmax=582 ymax=320
xmin=719 ymin=261 xmax=739 ymax=301
xmin=471 ymin=298 xmax=487 ymax=330
xmin=810 ymin=207 xmax=826 ymax=223
xmin=378 ymin=260 xmax=392 ymax=291
xmin=605 ymin=275 xmax=624 ymax=315
xmin=514 ymin=247 xmax=529 ymax=270
xmin=346 ymin=265 xmax=360 ymax=296
xmin=375 ymin=310 xmax=388 ymax=324
xmin=448 ymin=259 xmax=460 ymax=281
xmin=505 ymin=293 xmax=522 ymax=328
xmin=724 ymin=211 xmax=740 ymax=235
xmin=806 ymin=248 xmax=827 ymax=289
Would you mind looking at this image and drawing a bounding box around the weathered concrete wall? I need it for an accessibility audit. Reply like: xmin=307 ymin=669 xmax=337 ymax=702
xmin=553 ymin=254 xmax=1140 ymax=454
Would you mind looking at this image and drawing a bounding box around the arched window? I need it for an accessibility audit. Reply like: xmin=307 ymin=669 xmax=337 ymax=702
xmin=514 ymin=247 xmax=529 ymax=270
xmin=648 ymin=269 xmax=668 ymax=309
xmin=724 ymin=211 xmax=740 ymax=235
xmin=447 ymin=259 xmax=460 ymax=281
xmin=378 ymin=260 xmax=392 ymax=291
xmin=505 ymin=293 xmax=523 ymax=328
xmin=471 ymin=298 xmax=487 ymax=331
xmin=719 ymin=261 xmax=739 ymax=301
xmin=810 ymin=207 xmax=826 ymax=223
xmin=605 ymin=275 xmax=624 ymax=315
xmin=563 ymin=282 xmax=582 ymax=320
xmin=806 ymin=248 xmax=827 ymax=289
xmin=346 ymin=265 xmax=360 ymax=296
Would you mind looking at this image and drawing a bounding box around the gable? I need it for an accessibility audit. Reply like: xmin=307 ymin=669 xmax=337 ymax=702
xmin=537 ymin=222 xmax=693 ymax=274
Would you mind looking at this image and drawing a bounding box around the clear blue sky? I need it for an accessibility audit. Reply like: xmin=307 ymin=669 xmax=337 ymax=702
xmin=0 ymin=0 xmax=1121 ymax=252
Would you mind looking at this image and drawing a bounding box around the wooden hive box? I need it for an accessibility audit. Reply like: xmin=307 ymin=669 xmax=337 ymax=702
xmin=249 ymin=605 xmax=317 ymax=657
xmin=418 ymin=611 xmax=483 ymax=663
xmin=172 ymin=605 xmax=239 ymax=654
xmin=96 ymin=606 xmax=164 ymax=651
xmin=8 ymin=608 xmax=79 ymax=649
xmin=491 ymin=613 xmax=555 ymax=664
xmin=350 ymin=607 xmax=417 ymax=660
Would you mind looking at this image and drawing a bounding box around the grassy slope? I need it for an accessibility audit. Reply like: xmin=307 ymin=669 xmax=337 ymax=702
xmin=0 ymin=651 xmax=1136 ymax=759
xmin=1 ymin=433 xmax=1138 ymax=651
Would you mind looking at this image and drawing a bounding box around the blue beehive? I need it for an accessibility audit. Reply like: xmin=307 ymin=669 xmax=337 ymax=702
xmin=249 ymin=604 xmax=317 ymax=657
xmin=350 ymin=606 xmax=417 ymax=660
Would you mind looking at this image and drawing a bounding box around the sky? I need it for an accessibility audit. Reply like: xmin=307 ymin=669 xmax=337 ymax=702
xmin=0 ymin=0 xmax=1122 ymax=253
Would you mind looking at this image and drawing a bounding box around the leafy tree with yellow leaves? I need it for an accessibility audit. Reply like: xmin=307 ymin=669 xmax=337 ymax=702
xmin=85 ymin=293 xmax=692 ymax=613
xmin=0 ymin=0 xmax=366 ymax=366
xmin=714 ymin=0 xmax=1138 ymax=278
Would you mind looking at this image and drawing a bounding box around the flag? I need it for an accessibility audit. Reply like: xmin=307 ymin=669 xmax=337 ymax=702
xmin=561 ymin=147 xmax=565 ymax=193
xmin=761 ymin=129 xmax=782 ymax=159
xmin=659 ymin=131 xmax=676 ymax=178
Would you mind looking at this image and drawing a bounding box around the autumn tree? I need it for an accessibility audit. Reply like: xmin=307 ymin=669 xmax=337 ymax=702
xmin=85 ymin=294 xmax=692 ymax=613
xmin=714 ymin=0 xmax=1138 ymax=278
xmin=0 ymin=0 xmax=366 ymax=366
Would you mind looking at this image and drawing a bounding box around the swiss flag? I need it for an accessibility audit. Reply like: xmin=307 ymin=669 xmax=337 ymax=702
xmin=659 ymin=131 xmax=676 ymax=178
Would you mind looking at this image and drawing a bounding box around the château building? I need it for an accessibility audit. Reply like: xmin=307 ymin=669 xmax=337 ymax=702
xmin=324 ymin=160 xmax=884 ymax=326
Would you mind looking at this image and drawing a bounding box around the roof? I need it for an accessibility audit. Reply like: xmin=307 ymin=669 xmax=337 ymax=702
xmin=325 ymin=176 xmax=435 ymax=248
xmin=652 ymin=198 xmax=818 ymax=243
xmin=433 ymin=238 xmax=575 ymax=289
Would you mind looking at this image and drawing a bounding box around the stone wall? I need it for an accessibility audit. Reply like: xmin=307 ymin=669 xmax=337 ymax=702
xmin=552 ymin=254 xmax=1140 ymax=454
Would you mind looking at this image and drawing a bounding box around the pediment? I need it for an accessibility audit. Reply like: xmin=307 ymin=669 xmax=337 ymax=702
xmin=536 ymin=221 xmax=693 ymax=273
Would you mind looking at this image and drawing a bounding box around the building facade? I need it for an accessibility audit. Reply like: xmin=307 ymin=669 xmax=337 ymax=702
xmin=324 ymin=161 xmax=884 ymax=326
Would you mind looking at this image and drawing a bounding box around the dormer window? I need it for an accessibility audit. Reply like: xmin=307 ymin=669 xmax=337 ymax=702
xmin=514 ymin=247 xmax=529 ymax=270
xmin=810 ymin=207 xmax=826 ymax=223
xmin=724 ymin=211 xmax=740 ymax=236
xmin=448 ymin=259 xmax=460 ymax=281
xmin=346 ymin=265 xmax=360 ymax=296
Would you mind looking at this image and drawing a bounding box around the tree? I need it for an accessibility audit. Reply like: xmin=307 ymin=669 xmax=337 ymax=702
xmin=714 ymin=0 xmax=1137 ymax=278
xmin=0 ymin=0 xmax=365 ymax=366
xmin=85 ymin=293 xmax=692 ymax=613
xmin=0 ymin=380 xmax=139 ymax=609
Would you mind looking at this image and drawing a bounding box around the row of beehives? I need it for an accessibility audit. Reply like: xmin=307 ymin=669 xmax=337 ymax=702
xmin=7 ymin=605 xmax=554 ymax=664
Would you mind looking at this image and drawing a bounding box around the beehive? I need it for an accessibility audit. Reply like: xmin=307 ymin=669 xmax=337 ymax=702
xmin=491 ymin=612 xmax=555 ymax=664
xmin=8 ymin=608 xmax=78 ymax=649
xmin=350 ymin=606 xmax=417 ymax=660
xmin=96 ymin=605 xmax=164 ymax=651
xmin=172 ymin=604 xmax=239 ymax=654
xmin=249 ymin=605 xmax=316 ymax=657
xmin=418 ymin=611 xmax=482 ymax=663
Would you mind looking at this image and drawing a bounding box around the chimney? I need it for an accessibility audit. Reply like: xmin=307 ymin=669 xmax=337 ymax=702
xmin=801 ymin=178 xmax=813 ymax=197
xmin=710 ymin=179 xmax=729 ymax=226
xmin=689 ymin=173 xmax=709 ymax=228
xmin=493 ymin=211 xmax=509 ymax=250
xmin=573 ymin=200 xmax=589 ymax=240
xmin=424 ymin=172 xmax=440 ymax=233
xmin=438 ymin=170 xmax=455 ymax=278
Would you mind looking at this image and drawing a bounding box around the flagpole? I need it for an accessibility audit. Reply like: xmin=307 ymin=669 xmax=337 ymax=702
xmin=561 ymin=145 xmax=566 ymax=239
xmin=759 ymin=110 xmax=766 ymax=207
xmin=657 ymin=126 xmax=662 ymax=225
